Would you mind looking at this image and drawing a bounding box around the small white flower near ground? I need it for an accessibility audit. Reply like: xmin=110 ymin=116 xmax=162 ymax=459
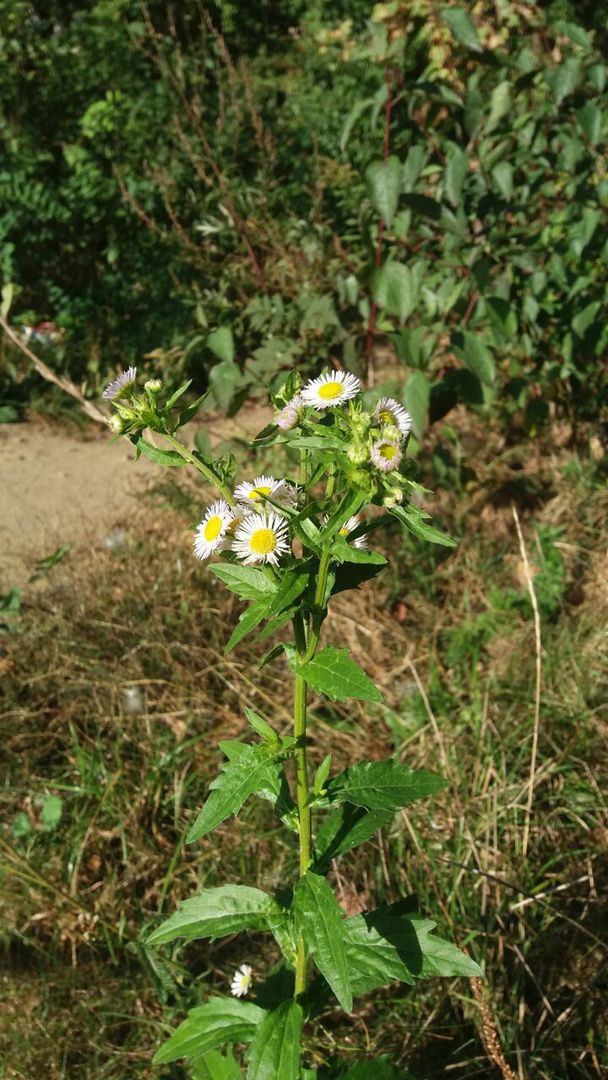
xmin=301 ymin=370 xmax=361 ymax=409
xmin=230 ymin=964 xmax=253 ymax=998
xmin=232 ymin=511 xmax=290 ymax=566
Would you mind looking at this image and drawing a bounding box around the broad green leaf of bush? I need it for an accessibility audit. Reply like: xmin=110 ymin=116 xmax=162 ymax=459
xmin=373 ymin=262 xmax=417 ymax=322
xmin=452 ymin=331 xmax=496 ymax=386
xmin=327 ymin=760 xmax=447 ymax=812
xmin=152 ymin=998 xmax=263 ymax=1064
xmin=403 ymin=370 xmax=430 ymax=439
xmin=293 ymin=872 xmax=352 ymax=1011
xmin=444 ymin=143 xmax=468 ymax=205
xmin=207 ymin=327 xmax=235 ymax=364
xmin=187 ymin=744 xmax=287 ymax=843
xmin=209 ymin=358 xmax=240 ymax=414
xmin=440 ymin=8 xmax=482 ymax=52
xmin=365 ymin=156 xmax=401 ymax=227
xmin=147 ymin=885 xmax=283 ymax=945
xmin=287 ymin=646 xmax=382 ymax=703
xmin=246 ymin=1001 xmax=303 ymax=1080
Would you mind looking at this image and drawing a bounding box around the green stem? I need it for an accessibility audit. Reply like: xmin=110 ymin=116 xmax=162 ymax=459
xmin=162 ymin=433 xmax=236 ymax=506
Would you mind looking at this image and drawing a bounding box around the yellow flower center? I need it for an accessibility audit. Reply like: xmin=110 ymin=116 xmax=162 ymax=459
xmin=249 ymin=528 xmax=277 ymax=555
xmin=204 ymin=515 xmax=223 ymax=541
xmin=339 ymin=526 xmax=349 ymax=536
xmin=380 ymin=443 xmax=397 ymax=460
xmin=318 ymin=380 xmax=343 ymax=401
xmin=248 ymin=485 xmax=272 ymax=500
xmin=379 ymin=408 xmax=395 ymax=425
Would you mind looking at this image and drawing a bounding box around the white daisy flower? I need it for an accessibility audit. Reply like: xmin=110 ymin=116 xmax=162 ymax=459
xmin=374 ymin=397 xmax=412 ymax=438
xmin=102 ymin=366 xmax=137 ymax=400
xmin=234 ymin=475 xmax=297 ymax=513
xmin=370 ymin=438 xmax=402 ymax=472
xmin=324 ymin=514 xmax=368 ymax=549
xmin=193 ymin=500 xmax=234 ymax=560
xmin=276 ymin=393 xmax=305 ymax=430
xmin=232 ymin=512 xmax=290 ymax=566
xmin=230 ymin=963 xmax=253 ymax=998
xmin=301 ymin=370 xmax=361 ymax=410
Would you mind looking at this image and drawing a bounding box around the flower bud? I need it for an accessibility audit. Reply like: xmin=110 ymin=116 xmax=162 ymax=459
xmin=107 ymin=413 xmax=125 ymax=435
xmin=382 ymin=489 xmax=404 ymax=508
xmin=346 ymin=441 xmax=368 ymax=465
xmin=145 ymin=378 xmax=162 ymax=395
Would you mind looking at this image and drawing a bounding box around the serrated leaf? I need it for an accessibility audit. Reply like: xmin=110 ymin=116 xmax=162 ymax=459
xmin=390 ymin=504 xmax=456 ymax=547
xmin=208 ymin=564 xmax=277 ymax=601
xmin=440 ymin=8 xmax=482 ymax=52
xmin=345 ymin=910 xmax=481 ymax=996
xmin=288 ymin=646 xmax=382 ymax=703
xmin=327 ymin=760 xmax=447 ymax=812
xmin=365 ymin=156 xmax=401 ymax=227
xmin=207 ymin=326 xmax=235 ymax=364
xmin=130 ymin=435 xmax=187 ymax=467
xmin=147 ymin=885 xmax=281 ymax=945
xmin=246 ymin=1001 xmax=303 ymax=1080
xmin=152 ymin=997 xmax=263 ymax=1064
xmin=330 ymin=536 xmax=386 ymax=566
xmin=221 ymin=742 xmax=296 ymax=825
xmin=452 ymin=331 xmax=496 ymax=386
xmin=186 ymin=744 xmax=284 ymax=843
xmin=314 ymin=803 xmax=394 ymax=871
xmin=403 ymin=370 xmax=430 ymax=440
xmin=293 ymin=873 xmax=352 ymax=1011
xmin=226 ymin=598 xmax=273 ymax=653
xmin=373 ymin=262 xmax=417 ymax=322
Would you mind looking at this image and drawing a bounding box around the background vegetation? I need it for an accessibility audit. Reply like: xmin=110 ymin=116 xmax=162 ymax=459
xmin=0 ymin=1 xmax=606 ymax=1078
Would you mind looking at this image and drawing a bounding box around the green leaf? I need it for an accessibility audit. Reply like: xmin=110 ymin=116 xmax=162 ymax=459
xmin=288 ymin=646 xmax=382 ymax=703
xmin=444 ymin=144 xmax=468 ymax=206
xmin=365 ymin=156 xmax=401 ymax=227
xmin=209 ymin=564 xmax=277 ymax=601
xmin=492 ymin=161 xmax=513 ymax=201
xmin=264 ymin=568 xmax=310 ymax=620
xmin=486 ymin=81 xmax=511 ymax=133
xmin=546 ymin=58 xmax=582 ymax=105
xmin=246 ymin=1001 xmax=303 ymax=1080
xmin=1 ymin=283 xmax=14 ymax=320
xmin=576 ymin=101 xmax=602 ymax=145
xmin=440 ymin=8 xmax=482 ymax=52
xmin=344 ymin=910 xmax=481 ymax=996
xmin=193 ymin=1049 xmax=242 ymax=1080
xmin=40 ymin=794 xmax=63 ymax=830
xmin=402 ymin=145 xmax=426 ymax=192
xmin=245 ymin=708 xmax=280 ymax=745
xmin=152 ymin=997 xmax=263 ymax=1064
xmin=403 ymin=370 xmax=430 ymax=440
xmin=225 ymin=599 xmax=272 ymax=653
xmin=221 ymin=742 xmax=296 ymax=825
xmin=186 ymin=744 xmax=285 ymax=843
xmin=330 ymin=536 xmax=386 ymax=566
xmin=164 ymin=379 xmax=193 ymax=408
xmin=390 ymin=504 xmax=456 ymax=547
xmin=130 ymin=435 xmax=187 ymax=467
xmin=314 ymin=804 xmax=394 ymax=870
xmin=147 ymin=885 xmax=281 ymax=945
xmin=293 ymin=872 xmax=352 ymax=1011
xmin=452 ymin=331 xmax=496 ymax=386
xmin=209 ymin=358 xmax=240 ymax=414
xmin=327 ymin=760 xmax=447 ymax=813
xmin=207 ymin=327 xmax=235 ymax=364
xmin=178 ymin=389 xmax=211 ymax=428
xmin=373 ymin=262 xmax=416 ymax=322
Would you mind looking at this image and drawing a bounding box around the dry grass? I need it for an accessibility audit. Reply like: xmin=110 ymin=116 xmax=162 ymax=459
xmin=1 ymin=427 xmax=607 ymax=1079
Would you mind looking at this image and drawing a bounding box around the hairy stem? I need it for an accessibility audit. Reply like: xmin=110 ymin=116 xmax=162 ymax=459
xmin=162 ymin=432 xmax=235 ymax=505
xmin=293 ymin=612 xmax=311 ymax=997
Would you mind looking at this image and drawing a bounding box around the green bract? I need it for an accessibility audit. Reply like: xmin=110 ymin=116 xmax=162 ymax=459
xmin=105 ymin=368 xmax=481 ymax=1077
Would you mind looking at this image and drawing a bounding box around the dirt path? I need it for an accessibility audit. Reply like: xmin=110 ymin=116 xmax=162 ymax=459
xmin=0 ymin=403 xmax=272 ymax=589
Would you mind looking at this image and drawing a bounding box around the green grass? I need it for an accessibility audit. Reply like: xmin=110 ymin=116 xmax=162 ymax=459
xmin=1 ymin=434 xmax=607 ymax=1079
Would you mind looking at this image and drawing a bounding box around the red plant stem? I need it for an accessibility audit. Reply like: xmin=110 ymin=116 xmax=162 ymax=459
xmin=365 ymin=66 xmax=394 ymax=366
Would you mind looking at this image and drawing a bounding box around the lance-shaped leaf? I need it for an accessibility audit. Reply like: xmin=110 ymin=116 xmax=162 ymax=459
xmin=293 ymin=872 xmax=352 ymax=1012
xmin=226 ymin=598 xmax=273 ymax=653
xmin=389 ymin=504 xmax=456 ymax=547
xmin=365 ymin=156 xmax=401 ymax=227
xmin=152 ymin=997 xmax=263 ymax=1064
xmin=246 ymin=1000 xmax=303 ymax=1080
xmin=193 ymin=1049 xmax=242 ymax=1080
xmin=330 ymin=536 xmax=387 ymax=566
xmin=209 ymin=564 xmax=278 ymax=601
xmin=327 ymin=760 xmax=447 ymax=813
xmin=147 ymin=884 xmax=284 ymax=945
xmin=130 ymin=435 xmax=188 ymax=467
xmin=344 ymin=910 xmax=481 ymax=996
xmin=187 ymin=744 xmax=287 ymax=843
xmin=314 ymin=803 xmax=394 ymax=872
xmin=287 ymin=646 xmax=382 ymax=703
xmin=221 ymin=741 xmax=296 ymax=826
